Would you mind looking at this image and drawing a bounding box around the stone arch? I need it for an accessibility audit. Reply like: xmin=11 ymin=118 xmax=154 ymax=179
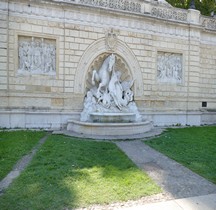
xmin=74 ymin=38 xmax=143 ymax=97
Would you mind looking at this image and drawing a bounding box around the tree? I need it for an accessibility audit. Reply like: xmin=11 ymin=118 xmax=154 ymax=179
xmin=166 ymin=0 xmax=216 ymax=16
xmin=166 ymin=0 xmax=188 ymax=9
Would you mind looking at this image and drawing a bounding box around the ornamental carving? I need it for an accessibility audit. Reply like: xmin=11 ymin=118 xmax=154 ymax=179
xmin=18 ymin=36 xmax=56 ymax=75
xmin=157 ymin=52 xmax=182 ymax=84
xmin=79 ymin=0 xmax=141 ymax=13
xmin=105 ymin=28 xmax=119 ymax=51
xmin=151 ymin=7 xmax=187 ymax=22
xmin=202 ymin=18 xmax=216 ymax=31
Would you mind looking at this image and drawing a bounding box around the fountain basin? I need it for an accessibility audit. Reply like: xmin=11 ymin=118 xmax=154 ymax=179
xmin=90 ymin=112 xmax=136 ymax=123
xmin=67 ymin=119 xmax=152 ymax=137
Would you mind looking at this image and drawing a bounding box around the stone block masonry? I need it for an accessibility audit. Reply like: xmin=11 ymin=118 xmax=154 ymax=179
xmin=0 ymin=0 xmax=216 ymax=128
xmin=0 ymin=2 xmax=8 ymax=92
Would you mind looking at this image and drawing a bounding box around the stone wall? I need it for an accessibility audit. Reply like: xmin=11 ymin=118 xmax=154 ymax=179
xmin=0 ymin=0 xmax=216 ymax=128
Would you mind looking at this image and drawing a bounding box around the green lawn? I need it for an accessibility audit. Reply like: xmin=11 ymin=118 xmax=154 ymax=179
xmin=0 ymin=130 xmax=46 ymax=180
xmin=0 ymin=135 xmax=160 ymax=210
xmin=145 ymin=126 xmax=216 ymax=184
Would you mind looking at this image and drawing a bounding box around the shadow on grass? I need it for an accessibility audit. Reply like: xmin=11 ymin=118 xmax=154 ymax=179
xmin=0 ymin=135 xmax=160 ymax=210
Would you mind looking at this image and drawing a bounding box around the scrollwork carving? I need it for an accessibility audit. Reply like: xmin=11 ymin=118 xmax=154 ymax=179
xmin=202 ymin=17 xmax=216 ymax=31
xmin=151 ymin=7 xmax=187 ymax=22
xmin=79 ymin=0 xmax=141 ymax=13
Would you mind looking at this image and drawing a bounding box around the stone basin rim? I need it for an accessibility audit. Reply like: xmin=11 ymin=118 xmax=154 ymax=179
xmin=68 ymin=119 xmax=150 ymax=126
xmin=90 ymin=112 xmax=136 ymax=116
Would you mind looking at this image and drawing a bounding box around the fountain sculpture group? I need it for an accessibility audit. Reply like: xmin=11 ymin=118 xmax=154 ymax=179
xmin=67 ymin=54 xmax=152 ymax=138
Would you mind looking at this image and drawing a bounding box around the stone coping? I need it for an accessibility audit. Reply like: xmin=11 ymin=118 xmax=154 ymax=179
xmin=3 ymin=0 xmax=215 ymax=30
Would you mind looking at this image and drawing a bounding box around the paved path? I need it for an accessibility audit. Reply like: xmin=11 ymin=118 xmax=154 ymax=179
xmin=116 ymin=140 xmax=216 ymax=210
xmin=116 ymin=140 xmax=216 ymax=198
xmin=0 ymin=134 xmax=49 ymax=196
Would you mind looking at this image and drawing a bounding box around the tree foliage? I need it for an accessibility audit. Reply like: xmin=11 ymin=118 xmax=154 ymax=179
xmin=166 ymin=0 xmax=216 ymax=16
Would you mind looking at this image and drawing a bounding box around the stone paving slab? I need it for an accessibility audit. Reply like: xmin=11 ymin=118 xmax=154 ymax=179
xmin=121 ymin=193 xmax=216 ymax=210
xmin=122 ymin=199 xmax=183 ymax=210
xmin=116 ymin=140 xmax=216 ymax=199
xmin=175 ymin=193 xmax=216 ymax=210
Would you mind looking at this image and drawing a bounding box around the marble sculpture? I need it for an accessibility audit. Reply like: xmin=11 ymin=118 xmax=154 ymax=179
xmin=80 ymin=54 xmax=142 ymax=122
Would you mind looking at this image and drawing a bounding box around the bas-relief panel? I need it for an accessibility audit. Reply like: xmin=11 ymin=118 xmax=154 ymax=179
xmin=157 ymin=52 xmax=183 ymax=84
xmin=17 ymin=36 xmax=56 ymax=75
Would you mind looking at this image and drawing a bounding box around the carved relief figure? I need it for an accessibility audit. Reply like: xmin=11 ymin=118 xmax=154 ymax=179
xmin=18 ymin=36 xmax=56 ymax=75
xmin=18 ymin=42 xmax=25 ymax=71
xmin=30 ymin=37 xmax=35 ymax=71
xmin=45 ymin=44 xmax=55 ymax=73
xmin=157 ymin=52 xmax=182 ymax=83
xmin=34 ymin=41 xmax=42 ymax=71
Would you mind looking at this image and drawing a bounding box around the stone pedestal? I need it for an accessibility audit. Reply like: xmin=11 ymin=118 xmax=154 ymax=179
xmin=188 ymin=9 xmax=201 ymax=24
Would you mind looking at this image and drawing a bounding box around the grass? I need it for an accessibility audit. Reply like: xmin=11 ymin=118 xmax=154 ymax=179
xmin=145 ymin=126 xmax=216 ymax=184
xmin=0 ymin=135 xmax=161 ymax=210
xmin=0 ymin=130 xmax=46 ymax=180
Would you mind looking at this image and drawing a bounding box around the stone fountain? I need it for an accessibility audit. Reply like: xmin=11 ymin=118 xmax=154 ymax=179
xmin=67 ymin=54 xmax=152 ymax=138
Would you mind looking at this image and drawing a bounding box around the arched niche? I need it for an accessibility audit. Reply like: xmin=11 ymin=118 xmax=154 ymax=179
xmin=74 ymin=38 xmax=143 ymax=97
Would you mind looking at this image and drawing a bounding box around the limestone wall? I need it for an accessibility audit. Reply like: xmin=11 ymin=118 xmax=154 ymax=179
xmin=0 ymin=1 xmax=8 ymax=105
xmin=0 ymin=0 xmax=216 ymax=128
